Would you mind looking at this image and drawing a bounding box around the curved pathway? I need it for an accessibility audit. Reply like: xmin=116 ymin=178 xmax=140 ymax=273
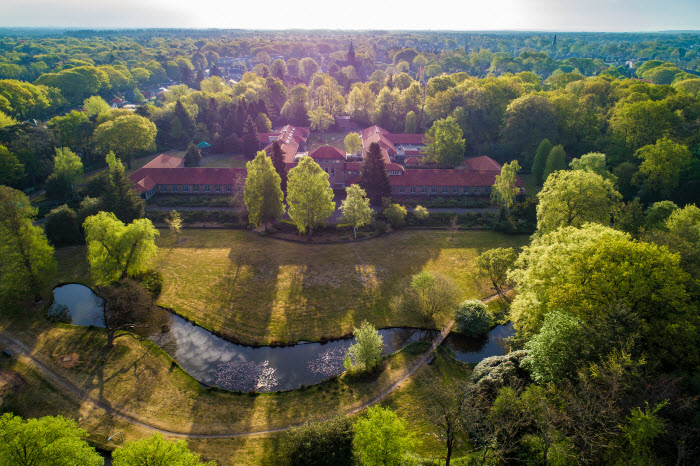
xmin=0 ymin=292 xmax=505 ymax=439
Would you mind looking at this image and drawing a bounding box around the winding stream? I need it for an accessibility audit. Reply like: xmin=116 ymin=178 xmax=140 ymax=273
xmin=52 ymin=284 xmax=513 ymax=392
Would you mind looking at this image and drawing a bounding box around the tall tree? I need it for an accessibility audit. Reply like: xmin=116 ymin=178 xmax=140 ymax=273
xmin=569 ymin=152 xmax=616 ymax=181
xmin=339 ymin=184 xmax=374 ymax=238
xmin=113 ymin=433 xmax=214 ymax=466
xmin=536 ymin=170 xmax=622 ymax=233
xmin=542 ymin=144 xmax=567 ymax=181
xmin=183 ymin=142 xmax=202 ymax=167
xmin=45 ymin=147 xmax=83 ymax=200
xmin=99 ymin=278 xmax=155 ymax=348
xmin=94 ymin=114 xmax=157 ymax=168
xmin=359 ymin=142 xmax=391 ymax=204
xmin=83 ymin=211 xmax=159 ymax=285
xmin=241 ymin=115 xmax=259 ymax=159
xmin=353 ymin=407 xmax=414 ymax=466
xmin=286 ymin=156 xmax=335 ymax=237
xmin=269 ymin=140 xmax=288 ymax=193
xmin=101 ymin=152 xmax=145 ymax=223
xmin=285 ymin=416 xmax=354 ymax=466
xmin=345 ymin=320 xmax=384 ymax=372
xmin=0 ymin=186 xmax=56 ymax=301
xmin=424 ymin=380 xmax=467 ymax=466
xmin=475 ymin=247 xmax=517 ymax=305
xmin=244 ymin=150 xmax=285 ymax=229
xmin=0 ymin=144 xmax=24 ymax=188
xmin=491 ymin=160 xmax=521 ymax=209
xmin=344 ymin=132 xmax=362 ymax=155
xmin=0 ymin=413 xmax=102 ymax=466
xmin=501 ymin=94 xmax=558 ymax=168
xmin=425 ymin=116 xmax=465 ymax=168
xmin=308 ymin=106 xmax=334 ymax=142
xmin=634 ymin=138 xmax=692 ymax=199
xmin=532 ymin=138 xmax=553 ymax=185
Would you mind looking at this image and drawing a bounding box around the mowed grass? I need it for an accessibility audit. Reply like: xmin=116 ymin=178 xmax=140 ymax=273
xmin=154 ymin=229 xmax=528 ymax=345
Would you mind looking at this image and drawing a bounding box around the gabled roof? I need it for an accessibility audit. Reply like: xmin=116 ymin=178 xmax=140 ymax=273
xmin=129 ymin=167 xmax=246 ymax=188
xmin=464 ymin=156 xmax=502 ymax=172
xmin=262 ymin=125 xmax=310 ymax=164
xmin=135 ymin=176 xmax=156 ymax=193
xmin=389 ymin=169 xmax=502 ymax=187
xmin=142 ymin=153 xmax=185 ymax=169
xmin=386 ymin=134 xmax=426 ymax=145
xmin=360 ymin=125 xmax=390 ymax=140
xmin=309 ymin=145 xmax=346 ymax=160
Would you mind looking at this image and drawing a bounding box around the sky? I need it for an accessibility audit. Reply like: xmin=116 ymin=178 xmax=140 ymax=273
xmin=1 ymin=0 xmax=699 ymax=31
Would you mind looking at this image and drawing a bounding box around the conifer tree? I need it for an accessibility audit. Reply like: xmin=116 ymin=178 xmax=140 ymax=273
xmin=543 ymin=144 xmax=567 ymax=181
xmin=532 ymin=138 xmax=553 ymax=185
xmin=241 ymin=115 xmax=259 ymax=159
xmin=269 ymin=140 xmax=288 ymax=192
xmin=184 ymin=143 xmax=202 ymax=167
xmin=360 ymin=142 xmax=391 ymax=204
xmin=101 ymin=151 xmax=145 ymax=223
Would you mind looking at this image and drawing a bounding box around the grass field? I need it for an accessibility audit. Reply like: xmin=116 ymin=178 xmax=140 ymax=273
xmin=52 ymin=229 xmax=527 ymax=345
xmin=154 ymin=229 xmax=528 ymax=345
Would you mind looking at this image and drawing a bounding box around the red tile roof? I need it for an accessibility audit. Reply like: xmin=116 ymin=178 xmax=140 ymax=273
xmin=359 ymin=125 xmax=390 ymax=140
xmin=135 ymin=176 xmax=156 ymax=193
xmin=464 ymin=156 xmax=502 ymax=171
xmin=309 ymin=145 xmax=346 ymax=160
xmin=143 ymin=153 xmax=184 ymax=169
xmin=261 ymin=125 xmax=310 ymax=163
xmin=130 ymin=167 xmax=246 ymax=189
xmin=389 ymin=168 xmax=500 ymax=187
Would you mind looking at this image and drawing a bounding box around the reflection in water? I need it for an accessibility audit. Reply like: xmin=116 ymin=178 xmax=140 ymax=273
xmin=442 ymin=323 xmax=514 ymax=363
xmin=52 ymin=284 xmax=514 ymax=392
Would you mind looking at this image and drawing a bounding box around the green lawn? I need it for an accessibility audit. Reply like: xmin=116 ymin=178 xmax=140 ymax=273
xmin=201 ymin=153 xmax=247 ymax=168
xmin=306 ymin=131 xmax=349 ymax=152
xmin=153 ymin=229 xmax=528 ymax=345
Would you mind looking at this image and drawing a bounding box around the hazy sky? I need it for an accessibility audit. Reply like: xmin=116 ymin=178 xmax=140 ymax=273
xmin=1 ymin=0 xmax=699 ymax=31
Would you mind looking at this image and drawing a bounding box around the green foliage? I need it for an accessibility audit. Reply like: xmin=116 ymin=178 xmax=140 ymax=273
xmin=542 ymin=144 xmax=567 ymax=181
xmin=0 ymin=144 xmax=24 ymax=187
xmin=113 ymin=433 xmax=213 ymax=466
xmin=44 ymin=204 xmax=80 ymax=246
xmin=83 ymin=211 xmax=159 ymax=285
xmin=346 ymin=320 xmax=384 ymax=372
xmin=569 ymin=152 xmax=615 ymax=181
xmin=165 ymin=210 xmax=182 ymax=242
xmin=0 ymin=413 xmax=103 ymax=466
xmin=475 ymin=247 xmax=516 ymax=301
xmin=635 ymin=138 xmax=692 ymax=199
xmin=509 ymin=224 xmax=696 ymax=368
xmin=359 ymin=142 xmax=391 ymax=204
xmin=501 ymin=94 xmax=558 ymax=167
xmin=425 ymin=116 xmax=465 ymax=167
xmin=413 ymin=205 xmax=429 ymax=222
xmin=536 ymin=170 xmax=622 ymax=233
xmin=285 ymin=416 xmax=354 ymax=466
xmin=353 ymin=406 xmax=414 ymax=466
xmin=620 ymin=402 xmax=667 ymax=465
xmin=455 ymin=299 xmax=492 ymax=337
xmin=101 ymin=151 xmax=145 ymax=223
xmin=393 ymin=271 xmax=460 ymax=321
xmin=382 ymin=203 xmax=407 ymax=227
xmin=404 ymin=110 xmax=418 ymax=133
xmin=286 ymin=156 xmax=335 ymax=236
xmin=183 ymin=143 xmax=202 ymax=167
xmin=0 ymin=186 xmax=56 ymax=300
xmin=94 ymin=114 xmax=157 ymax=167
xmin=470 ymin=350 xmax=529 ymax=392
xmin=521 ymin=310 xmax=586 ymax=384
xmin=532 ymin=138 xmax=553 ymax=185
xmin=344 ymin=132 xmax=362 ymax=154
xmin=491 ymin=160 xmax=521 ymax=209
xmin=339 ymin=184 xmax=374 ymax=238
xmin=83 ymin=95 xmax=111 ymax=117
xmin=244 ymin=151 xmax=285 ymax=227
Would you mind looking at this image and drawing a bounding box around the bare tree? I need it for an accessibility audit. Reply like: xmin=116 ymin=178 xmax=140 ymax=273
xmin=99 ymin=279 xmax=155 ymax=348
xmin=424 ymin=379 xmax=467 ymax=466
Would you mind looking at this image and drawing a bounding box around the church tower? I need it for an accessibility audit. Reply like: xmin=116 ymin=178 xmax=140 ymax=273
xmin=347 ymin=41 xmax=356 ymax=67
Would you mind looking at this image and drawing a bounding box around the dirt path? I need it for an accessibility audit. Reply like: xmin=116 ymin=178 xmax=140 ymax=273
xmin=0 ymin=292 xmax=505 ymax=439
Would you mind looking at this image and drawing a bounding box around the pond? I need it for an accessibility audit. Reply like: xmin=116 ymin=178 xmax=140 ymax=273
xmin=442 ymin=323 xmax=515 ymax=363
xmin=51 ymin=284 xmax=512 ymax=392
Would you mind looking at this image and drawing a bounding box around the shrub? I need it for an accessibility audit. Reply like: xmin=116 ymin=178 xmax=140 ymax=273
xmin=285 ymin=415 xmax=354 ymax=466
xmin=455 ymin=299 xmax=492 ymax=338
xmin=413 ymin=205 xmax=429 ymax=222
xmin=373 ymin=219 xmax=387 ymax=235
xmin=132 ymin=269 xmax=164 ymax=298
xmin=383 ymin=203 xmax=407 ymax=227
xmin=45 ymin=204 xmax=80 ymax=246
xmin=470 ymin=350 xmax=529 ymax=393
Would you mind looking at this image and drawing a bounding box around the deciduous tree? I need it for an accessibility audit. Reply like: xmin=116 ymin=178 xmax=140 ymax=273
xmin=94 ymin=114 xmax=156 ymax=168
xmin=113 ymin=433 xmax=214 ymax=466
xmin=344 ymin=132 xmax=362 ymax=154
xmin=491 ymin=160 xmax=521 ymax=209
xmin=345 ymin=320 xmax=384 ymax=373
xmin=425 ymin=116 xmax=465 ymax=168
xmin=244 ymin=150 xmax=285 ymax=228
xmin=475 ymin=247 xmax=517 ymax=304
xmin=353 ymin=406 xmax=414 ymax=466
xmin=83 ymin=211 xmax=159 ymax=285
xmin=286 ymin=156 xmax=335 ymax=237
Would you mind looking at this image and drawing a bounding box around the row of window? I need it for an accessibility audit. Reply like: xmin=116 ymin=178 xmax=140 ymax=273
xmin=322 ymin=167 xmax=336 ymax=176
xmin=393 ymin=186 xmax=491 ymax=194
xmin=159 ymin=184 xmax=232 ymax=193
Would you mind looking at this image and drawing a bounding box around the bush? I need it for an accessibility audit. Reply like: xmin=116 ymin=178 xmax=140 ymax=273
xmin=285 ymin=416 xmax=354 ymax=466
xmin=413 ymin=205 xmax=429 ymax=222
xmin=470 ymin=350 xmax=529 ymax=393
xmin=455 ymin=299 xmax=492 ymax=338
xmin=383 ymin=203 xmax=407 ymax=227
xmin=373 ymin=219 xmax=388 ymax=235
xmin=132 ymin=269 xmax=164 ymax=299
xmin=45 ymin=204 xmax=80 ymax=246
xmin=47 ymin=303 xmax=71 ymax=323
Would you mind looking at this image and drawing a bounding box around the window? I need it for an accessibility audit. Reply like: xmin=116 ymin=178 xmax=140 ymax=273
xmin=183 ymin=185 xmax=189 ymax=192
xmin=421 ymin=186 xmax=427 ymax=193
xmin=399 ymin=186 xmax=405 ymax=193
xmin=431 ymin=186 xmax=437 ymax=193
xmin=410 ymin=186 xmax=416 ymax=193
xmin=453 ymin=186 xmax=458 ymax=193
xmin=216 ymin=185 xmax=221 ymax=192
xmin=226 ymin=185 xmax=231 ymax=192
xmin=464 ymin=186 xmax=470 ymax=193
xmin=193 ymin=185 xmax=199 ymax=192
xmin=172 ymin=185 xmax=178 ymax=192
xmin=160 ymin=185 xmax=167 ymax=192
xmin=474 ymin=187 xmax=481 ymax=193
xmin=485 ymin=186 xmax=491 ymax=193
xmin=442 ymin=186 xmax=448 ymax=193
xmin=204 ymin=185 xmax=210 ymax=192
xmin=330 ymin=167 xmax=335 ymax=177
